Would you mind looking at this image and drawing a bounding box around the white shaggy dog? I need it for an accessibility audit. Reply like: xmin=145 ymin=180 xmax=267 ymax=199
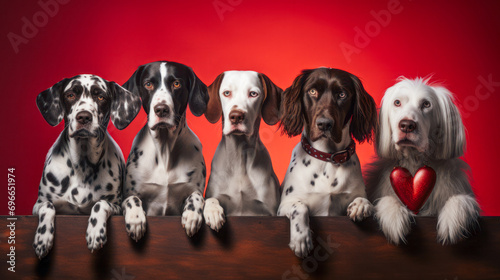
xmin=366 ymin=77 xmax=480 ymax=245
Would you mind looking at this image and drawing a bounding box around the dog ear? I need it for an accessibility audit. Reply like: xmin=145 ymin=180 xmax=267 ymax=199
xmin=279 ymin=70 xmax=312 ymax=137
xmin=259 ymin=73 xmax=283 ymax=125
xmin=123 ymin=65 xmax=148 ymax=112
xmin=36 ymin=78 xmax=70 ymax=126
xmin=188 ymin=68 xmax=209 ymax=117
xmin=349 ymin=74 xmax=377 ymax=143
xmin=108 ymin=81 xmax=142 ymax=130
xmin=432 ymin=86 xmax=466 ymax=159
xmin=205 ymin=73 xmax=225 ymax=123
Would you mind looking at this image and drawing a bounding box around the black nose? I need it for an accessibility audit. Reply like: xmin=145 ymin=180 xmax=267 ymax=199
xmin=229 ymin=110 xmax=245 ymax=124
xmin=316 ymin=118 xmax=333 ymax=132
xmin=76 ymin=111 xmax=92 ymax=125
xmin=154 ymin=104 xmax=170 ymax=118
xmin=399 ymin=119 xmax=417 ymax=133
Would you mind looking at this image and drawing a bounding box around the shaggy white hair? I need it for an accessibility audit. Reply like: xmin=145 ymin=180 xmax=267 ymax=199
xmin=366 ymin=77 xmax=480 ymax=245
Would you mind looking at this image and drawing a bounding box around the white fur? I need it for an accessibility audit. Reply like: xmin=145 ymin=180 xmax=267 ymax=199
xmin=367 ymin=77 xmax=480 ymax=245
xmin=279 ymin=125 xmax=373 ymax=258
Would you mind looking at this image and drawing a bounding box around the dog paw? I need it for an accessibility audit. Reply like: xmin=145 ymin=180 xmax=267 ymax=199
xmin=289 ymin=228 xmax=313 ymax=258
xmin=203 ymin=199 xmax=225 ymax=232
xmin=347 ymin=197 xmax=373 ymax=222
xmin=125 ymin=207 xmax=147 ymax=242
xmin=182 ymin=209 xmax=203 ymax=237
xmin=33 ymin=223 xmax=54 ymax=259
xmin=86 ymin=220 xmax=107 ymax=252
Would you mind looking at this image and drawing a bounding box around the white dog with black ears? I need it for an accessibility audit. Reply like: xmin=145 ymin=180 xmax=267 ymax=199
xmin=366 ymin=77 xmax=480 ymax=245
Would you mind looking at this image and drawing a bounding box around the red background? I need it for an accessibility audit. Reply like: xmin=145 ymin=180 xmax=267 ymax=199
xmin=1 ymin=0 xmax=499 ymax=215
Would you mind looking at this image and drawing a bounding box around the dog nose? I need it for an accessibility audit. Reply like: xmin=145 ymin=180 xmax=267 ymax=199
xmin=76 ymin=111 xmax=92 ymax=125
xmin=316 ymin=118 xmax=333 ymax=132
xmin=229 ymin=110 xmax=245 ymax=124
xmin=399 ymin=119 xmax=417 ymax=133
xmin=154 ymin=104 xmax=170 ymax=118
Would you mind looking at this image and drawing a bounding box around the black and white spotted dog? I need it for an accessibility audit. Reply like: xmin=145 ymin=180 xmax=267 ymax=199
xmin=278 ymin=68 xmax=378 ymax=257
xmin=121 ymin=61 xmax=209 ymax=240
xmin=34 ymin=74 xmax=141 ymax=258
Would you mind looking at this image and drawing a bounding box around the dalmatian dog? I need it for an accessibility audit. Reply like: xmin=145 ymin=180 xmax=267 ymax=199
xmin=202 ymin=71 xmax=282 ymax=231
xmin=278 ymin=68 xmax=378 ymax=257
xmin=33 ymin=74 xmax=141 ymax=259
xmin=122 ymin=61 xmax=209 ymax=240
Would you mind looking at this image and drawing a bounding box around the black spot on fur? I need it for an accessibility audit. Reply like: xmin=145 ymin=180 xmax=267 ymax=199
xmin=88 ymin=193 xmax=93 ymax=201
xmin=106 ymin=183 xmax=113 ymax=191
xmin=109 ymin=169 xmax=114 ymax=177
xmin=302 ymin=159 xmax=311 ymax=167
xmin=291 ymin=210 xmax=298 ymax=220
xmin=133 ymin=197 xmax=140 ymax=207
xmin=104 ymin=194 xmax=115 ymax=201
xmin=313 ymin=173 xmax=318 ymax=179
xmin=40 ymin=214 xmax=45 ymax=222
xmin=60 ymin=176 xmax=70 ymax=194
xmin=100 ymin=228 xmax=104 ymax=234
xmin=127 ymin=202 xmax=132 ymax=208
xmin=285 ymin=186 xmax=294 ymax=196
xmin=311 ymin=180 xmax=315 ymax=186
xmin=94 ymin=185 xmax=102 ymax=191
xmin=40 ymin=225 xmax=47 ymax=234
xmin=290 ymin=166 xmax=294 ymax=172
xmin=126 ymin=223 xmax=131 ymax=230
xmin=46 ymin=193 xmax=52 ymax=201
xmin=295 ymin=223 xmax=300 ymax=232
xmin=50 ymin=187 xmax=55 ymax=193
xmin=46 ymin=172 xmax=59 ymax=186
xmin=332 ymin=178 xmax=338 ymax=187
xmin=67 ymin=159 xmax=72 ymax=168
xmin=71 ymin=188 xmax=78 ymax=196
xmin=90 ymin=218 xmax=97 ymax=227
xmin=94 ymin=204 xmax=100 ymax=213
xmin=131 ymin=180 xmax=136 ymax=186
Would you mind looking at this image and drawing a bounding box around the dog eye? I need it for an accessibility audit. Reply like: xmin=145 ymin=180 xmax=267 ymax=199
xmin=394 ymin=99 xmax=401 ymax=107
xmin=223 ymin=91 xmax=231 ymax=97
xmin=307 ymin=89 xmax=318 ymax=97
xmin=144 ymin=81 xmax=154 ymax=90
xmin=66 ymin=92 xmax=76 ymax=100
xmin=97 ymin=95 xmax=104 ymax=101
xmin=173 ymin=80 xmax=181 ymax=89
xmin=249 ymin=91 xmax=258 ymax=98
xmin=338 ymin=92 xmax=346 ymax=99
xmin=422 ymin=100 xmax=431 ymax=108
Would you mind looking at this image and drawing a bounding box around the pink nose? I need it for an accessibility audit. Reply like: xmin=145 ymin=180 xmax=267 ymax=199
xmin=229 ymin=110 xmax=245 ymax=124
xmin=399 ymin=119 xmax=417 ymax=133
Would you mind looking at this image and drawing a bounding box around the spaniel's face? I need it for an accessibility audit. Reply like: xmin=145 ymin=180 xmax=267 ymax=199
xmin=386 ymin=83 xmax=439 ymax=153
xmin=378 ymin=78 xmax=465 ymax=160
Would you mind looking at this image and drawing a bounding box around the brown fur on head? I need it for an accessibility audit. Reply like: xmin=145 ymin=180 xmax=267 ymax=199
xmin=280 ymin=68 xmax=377 ymax=143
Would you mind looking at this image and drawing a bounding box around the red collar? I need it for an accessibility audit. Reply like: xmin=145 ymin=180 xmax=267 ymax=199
xmin=301 ymin=136 xmax=356 ymax=165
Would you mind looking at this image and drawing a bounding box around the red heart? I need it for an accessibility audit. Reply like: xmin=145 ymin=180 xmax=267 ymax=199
xmin=390 ymin=166 xmax=436 ymax=214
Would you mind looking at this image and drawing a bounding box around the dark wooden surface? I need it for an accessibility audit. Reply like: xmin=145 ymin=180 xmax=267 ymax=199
xmin=0 ymin=216 xmax=499 ymax=279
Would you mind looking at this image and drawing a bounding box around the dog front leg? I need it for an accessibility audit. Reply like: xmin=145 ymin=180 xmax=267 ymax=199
xmin=280 ymin=200 xmax=313 ymax=258
xmin=122 ymin=196 xmax=147 ymax=241
xmin=203 ymin=197 xmax=225 ymax=232
xmin=182 ymin=191 xmax=205 ymax=237
xmin=86 ymin=201 xmax=120 ymax=252
xmin=375 ymin=195 xmax=413 ymax=245
xmin=33 ymin=201 xmax=56 ymax=259
xmin=437 ymin=194 xmax=480 ymax=244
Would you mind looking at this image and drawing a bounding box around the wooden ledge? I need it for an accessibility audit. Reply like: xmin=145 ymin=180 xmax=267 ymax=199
xmin=1 ymin=216 xmax=499 ymax=279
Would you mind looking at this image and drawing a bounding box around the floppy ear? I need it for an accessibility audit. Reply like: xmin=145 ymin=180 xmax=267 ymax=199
xmin=349 ymin=74 xmax=377 ymax=143
xmin=259 ymin=73 xmax=283 ymax=125
xmin=279 ymin=70 xmax=312 ymax=137
xmin=123 ymin=65 xmax=148 ymax=112
xmin=36 ymin=78 xmax=70 ymax=126
xmin=188 ymin=68 xmax=209 ymax=117
xmin=108 ymin=81 xmax=142 ymax=130
xmin=205 ymin=73 xmax=225 ymax=123
xmin=432 ymin=86 xmax=466 ymax=159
